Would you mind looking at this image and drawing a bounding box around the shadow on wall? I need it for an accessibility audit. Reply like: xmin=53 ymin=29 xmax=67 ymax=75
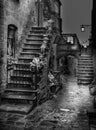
xmin=58 ymin=55 xmax=77 ymax=76
xmin=67 ymin=55 xmax=77 ymax=77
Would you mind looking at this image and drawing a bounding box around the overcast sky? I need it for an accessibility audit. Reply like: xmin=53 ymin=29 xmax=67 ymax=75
xmin=60 ymin=0 xmax=92 ymax=43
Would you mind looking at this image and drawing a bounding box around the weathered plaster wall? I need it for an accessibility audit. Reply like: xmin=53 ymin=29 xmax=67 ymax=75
xmin=0 ymin=0 xmax=4 ymax=93
xmin=1 ymin=0 xmax=62 ymax=90
xmin=2 ymin=0 xmax=37 ymax=90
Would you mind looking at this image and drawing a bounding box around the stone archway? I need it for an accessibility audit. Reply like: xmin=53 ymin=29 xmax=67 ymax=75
xmin=67 ymin=55 xmax=78 ymax=77
xmin=57 ymin=53 xmax=79 ymax=76
xmin=57 ymin=55 xmax=68 ymax=74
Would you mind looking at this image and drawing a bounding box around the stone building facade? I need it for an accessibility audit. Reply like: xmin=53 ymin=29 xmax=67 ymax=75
xmin=0 ymin=0 xmax=62 ymax=92
xmin=0 ymin=0 xmax=4 ymax=91
xmin=2 ymin=0 xmax=37 ymax=90
xmin=92 ymin=0 xmax=96 ymax=74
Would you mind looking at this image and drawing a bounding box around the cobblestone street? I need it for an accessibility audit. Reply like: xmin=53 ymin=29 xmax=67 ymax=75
xmin=0 ymin=75 xmax=93 ymax=130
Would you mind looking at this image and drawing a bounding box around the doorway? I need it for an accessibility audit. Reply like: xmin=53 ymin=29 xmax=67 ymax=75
xmin=67 ymin=55 xmax=78 ymax=77
xmin=7 ymin=24 xmax=17 ymax=58
xmin=7 ymin=24 xmax=17 ymax=82
xmin=35 ymin=0 xmax=43 ymax=27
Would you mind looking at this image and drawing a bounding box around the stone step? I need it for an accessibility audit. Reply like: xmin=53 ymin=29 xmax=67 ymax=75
xmin=8 ymin=81 xmax=31 ymax=85
xmin=78 ymin=69 xmax=94 ymax=71
xmin=7 ymin=83 xmax=34 ymax=90
xmin=23 ymin=42 xmax=41 ymax=47
xmin=78 ymin=62 xmax=93 ymax=65
xmin=78 ymin=61 xmax=93 ymax=63
xmin=31 ymin=27 xmax=46 ymax=30
xmin=78 ymin=63 xmax=93 ymax=66
xmin=30 ymin=30 xmax=46 ymax=34
xmin=80 ymin=54 xmax=92 ymax=57
xmin=18 ymin=56 xmax=35 ymax=63
xmin=12 ymin=74 xmax=31 ymax=78
xmin=79 ymin=57 xmax=93 ymax=60
xmin=13 ymin=69 xmax=32 ymax=76
xmin=26 ymin=38 xmax=45 ymax=42
xmin=24 ymin=42 xmax=41 ymax=46
xmin=30 ymin=27 xmax=46 ymax=36
xmin=4 ymin=92 xmax=32 ymax=98
xmin=10 ymin=77 xmax=32 ymax=83
xmin=28 ymin=33 xmax=44 ymax=38
xmin=79 ymin=56 xmax=92 ymax=58
xmin=11 ymin=75 xmax=31 ymax=81
xmin=22 ymin=46 xmax=41 ymax=53
xmin=78 ymin=79 xmax=93 ymax=82
xmin=13 ymin=69 xmax=38 ymax=76
xmin=8 ymin=83 xmax=32 ymax=89
xmin=26 ymin=38 xmax=49 ymax=43
xmin=4 ymin=90 xmax=36 ymax=97
xmin=78 ymin=74 xmax=94 ymax=76
xmin=78 ymin=73 xmax=94 ymax=76
xmin=78 ymin=80 xmax=93 ymax=84
xmin=27 ymin=36 xmax=43 ymax=41
xmin=1 ymin=93 xmax=36 ymax=101
xmin=0 ymin=93 xmax=36 ymax=107
xmin=5 ymin=88 xmax=39 ymax=93
xmin=78 ymin=76 xmax=94 ymax=79
xmin=78 ymin=81 xmax=92 ymax=85
xmin=78 ymin=66 xmax=93 ymax=69
xmin=30 ymin=27 xmax=46 ymax=34
xmin=78 ymin=69 xmax=93 ymax=71
xmin=20 ymin=51 xmax=41 ymax=57
xmin=26 ymin=40 xmax=42 ymax=46
xmin=14 ymin=67 xmax=31 ymax=71
xmin=78 ymin=60 xmax=93 ymax=62
xmin=78 ymin=72 xmax=94 ymax=75
xmin=15 ymin=63 xmax=30 ymax=68
xmin=0 ymin=104 xmax=33 ymax=114
xmin=78 ymin=72 xmax=94 ymax=74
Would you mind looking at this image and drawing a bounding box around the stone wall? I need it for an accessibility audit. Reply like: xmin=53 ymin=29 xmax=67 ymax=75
xmin=93 ymin=49 xmax=96 ymax=75
xmin=0 ymin=0 xmax=4 ymax=93
xmin=1 ymin=0 xmax=62 ymax=91
xmin=1 ymin=0 xmax=37 ymax=90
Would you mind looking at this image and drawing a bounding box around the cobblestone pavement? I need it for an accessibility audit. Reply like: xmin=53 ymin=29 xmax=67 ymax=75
xmin=0 ymin=75 xmax=93 ymax=130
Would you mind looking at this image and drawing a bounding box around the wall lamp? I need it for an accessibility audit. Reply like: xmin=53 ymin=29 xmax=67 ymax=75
xmin=80 ymin=24 xmax=91 ymax=32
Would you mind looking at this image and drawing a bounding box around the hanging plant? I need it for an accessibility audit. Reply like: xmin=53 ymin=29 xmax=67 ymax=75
xmin=7 ymin=56 xmax=17 ymax=65
xmin=30 ymin=55 xmax=47 ymax=72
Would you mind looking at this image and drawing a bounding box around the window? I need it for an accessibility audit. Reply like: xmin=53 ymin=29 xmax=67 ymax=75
xmin=67 ymin=36 xmax=74 ymax=44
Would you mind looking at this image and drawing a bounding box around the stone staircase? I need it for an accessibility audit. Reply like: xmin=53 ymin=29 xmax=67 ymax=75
xmin=0 ymin=27 xmax=48 ymax=114
xmin=77 ymin=54 xmax=94 ymax=85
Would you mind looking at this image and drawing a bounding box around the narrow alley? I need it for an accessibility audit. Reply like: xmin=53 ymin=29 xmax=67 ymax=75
xmin=0 ymin=0 xmax=96 ymax=130
xmin=0 ymin=74 xmax=93 ymax=130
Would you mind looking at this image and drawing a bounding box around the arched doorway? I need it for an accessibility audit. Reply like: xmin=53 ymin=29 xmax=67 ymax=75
xmin=57 ymin=54 xmax=78 ymax=77
xmin=67 ymin=55 xmax=78 ymax=77
xmin=57 ymin=56 xmax=69 ymax=74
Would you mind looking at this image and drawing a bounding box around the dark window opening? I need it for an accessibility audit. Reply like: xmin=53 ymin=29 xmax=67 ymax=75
xmin=7 ymin=25 xmax=17 ymax=58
